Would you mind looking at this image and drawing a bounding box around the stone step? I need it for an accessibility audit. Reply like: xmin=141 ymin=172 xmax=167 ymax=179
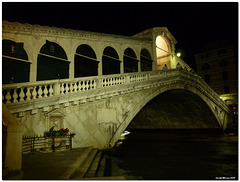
xmin=59 ymin=147 xmax=93 ymax=180
xmin=96 ymin=153 xmax=107 ymax=177
xmin=71 ymin=148 xmax=98 ymax=179
xmin=85 ymin=150 xmax=103 ymax=178
xmin=75 ymin=176 xmax=126 ymax=180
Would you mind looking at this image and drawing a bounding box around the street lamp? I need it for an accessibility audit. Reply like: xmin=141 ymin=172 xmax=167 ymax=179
xmin=176 ymin=52 xmax=181 ymax=57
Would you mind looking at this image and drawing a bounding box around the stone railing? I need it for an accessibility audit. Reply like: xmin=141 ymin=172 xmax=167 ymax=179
xmin=2 ymin=69 xmax=226 ymax=110
xmin=2 ymin=71 xmax=154 ymax=104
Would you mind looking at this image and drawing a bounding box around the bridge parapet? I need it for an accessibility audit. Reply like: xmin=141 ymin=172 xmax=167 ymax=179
xmin=3 ymin=69 xmax=231 ymax=116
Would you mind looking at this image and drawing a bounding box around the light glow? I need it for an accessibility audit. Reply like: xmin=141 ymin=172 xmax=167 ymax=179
xmin=177 ymin=53 xmax=181 ymax=57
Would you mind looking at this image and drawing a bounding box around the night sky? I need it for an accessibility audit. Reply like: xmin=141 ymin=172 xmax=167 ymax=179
xmin=2 ymin=2 xmax=238 ymax=69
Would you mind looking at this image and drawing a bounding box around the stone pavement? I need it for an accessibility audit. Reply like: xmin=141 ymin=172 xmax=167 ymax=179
xmin=21 ymin=147 xmax=89 ymax=180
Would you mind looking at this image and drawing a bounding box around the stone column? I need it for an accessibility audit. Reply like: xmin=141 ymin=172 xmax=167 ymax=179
xmin=2 ymin=104 xmax=22 ymax=174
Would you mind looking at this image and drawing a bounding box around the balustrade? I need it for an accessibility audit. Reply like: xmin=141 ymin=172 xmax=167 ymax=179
xmin=2 ymin=70 xmax=197 ymax=104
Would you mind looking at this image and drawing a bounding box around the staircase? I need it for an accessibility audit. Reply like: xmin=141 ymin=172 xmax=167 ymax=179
xmin=60 ymin=147 xmax=125 ymax=180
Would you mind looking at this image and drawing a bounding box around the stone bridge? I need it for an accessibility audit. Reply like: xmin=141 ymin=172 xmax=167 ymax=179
xmin=2 ymin=21 xmax=233 ymax=172
xmin=3 ymin=69 xmax=233 ymax=148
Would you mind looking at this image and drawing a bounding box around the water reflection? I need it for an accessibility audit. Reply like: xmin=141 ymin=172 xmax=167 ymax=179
xmin=105 ymin=130 xmax=238 ymax=180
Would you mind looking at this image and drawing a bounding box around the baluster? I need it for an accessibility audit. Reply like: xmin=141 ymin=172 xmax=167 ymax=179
xmin=13 ymin=88 xmax=18 ymax=103
xmin=49 ymin=85 xmax=53 ymax=96
xmin=102 ymin=79 xmax=105 ymax=87
xmin=26 ymin=87 xmax=31 ymax=101
xmin=80 ymin=81 xmax=84 ymax=90
xmin=74 ymin=82 xmax=78 ymax=92
xmin=19 ymin=88 xmax=25 ymax=101
xmin=70 ymin=83 xmax=73 ymax=93
xmin=78 ymin=81 xmax=82 ymax=91
xmin=43 ymin=86 xmax=48 ymax=98
xmin=5 ymin=90 xmax=11 ymax=104
xmin=89 ymin=80 xmax=93 ymax=89
xmin=93 ymin=80 xmax=96 ymax=89
xmin=65 ymin=83 xmax=69 ymax=93
xmin=85 ymin=81 xmax=89 ymax=90
xmin=60 ymin=84 xmax=65 ymax=94
xmin=32 ymin=87 xmax=37 ymax=100
xmin=112 ymin=78 xmax=115 ymax=85
xmin=38 ymin=86 xmax=43 ymax=98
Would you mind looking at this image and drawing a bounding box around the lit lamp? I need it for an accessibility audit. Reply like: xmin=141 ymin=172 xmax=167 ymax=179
xmin=176 ymin=52 xmax=181 ymax=57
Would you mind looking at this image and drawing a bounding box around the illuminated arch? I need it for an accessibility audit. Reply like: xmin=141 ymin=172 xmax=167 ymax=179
xmin=156 ymin=35 xmax=171 ymax=70
xmin=37 ymin=40 xmax=69 ymax=81
xmin=123 ymin=48 xmax=138 ymax=73
xmin=102 ymin=46 xmax=120 ymax=75
xmin=2 ymin=39 xmax=30 ymax=84
xmin=74 ymin=44 xmax=99 ymax=77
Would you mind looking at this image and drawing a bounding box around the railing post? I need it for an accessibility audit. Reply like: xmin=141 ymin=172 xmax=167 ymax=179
xmin=32 ymin=136 xmax=35 ymax=154
xmin=70 ymin=135 xmax=73 ymax=150
xmin=126 ymin=75 xmax=130 ymax=83
xmin=96 ymin=77 xmax=102 ymax=89
xmin=54 ymin=81 xmax=60 ymax=96
xmin=51 ymin=137 xmax=55 ymax=152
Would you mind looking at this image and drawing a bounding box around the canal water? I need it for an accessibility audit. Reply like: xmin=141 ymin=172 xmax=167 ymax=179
xmin=104 ymin=130 xmax=238 ymax=180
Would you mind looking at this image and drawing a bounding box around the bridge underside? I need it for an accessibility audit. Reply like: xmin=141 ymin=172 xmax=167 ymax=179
xmin=128 ymin=89 xmax=220 ymax=130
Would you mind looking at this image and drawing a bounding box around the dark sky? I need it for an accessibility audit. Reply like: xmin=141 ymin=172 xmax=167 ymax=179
xmin=2 ymin=2 xmax=238 ymax=69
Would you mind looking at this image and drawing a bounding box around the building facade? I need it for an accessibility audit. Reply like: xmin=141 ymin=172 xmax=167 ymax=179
xmin=194 ymin=39 xmax=238 ymax=115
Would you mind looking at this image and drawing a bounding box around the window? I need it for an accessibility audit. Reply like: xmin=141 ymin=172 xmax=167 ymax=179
xmin=204 ymin=75 xmax=210 ymax=83
xmin=217 ymin=49 xmax=227 ymax=55
xmin=219 ymin=59 xmax=228 ymax=67
xmin=49 ymin=44 xmax=55 ymax=53
xmin=10 ymin=45 xmax=16 ymax=54
xmin=224 ymin=86 xmax=230 ymax=94
xmin=222 ymin=71 xmax=228 ymax=81
xmin=202 ymin=63 xmax=210 ymax=71
xmin=201 ymin=53 xmax=209 ymax=59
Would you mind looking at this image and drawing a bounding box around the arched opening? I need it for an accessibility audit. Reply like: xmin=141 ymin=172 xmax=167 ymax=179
xmin=37 ymin=40 xmax=69 ymax=81
xmin=2 ymin=40 xmax=30 ymax=84
xmin=128 ymin=89 xmax=220 ymax=130
xmin=74 ymin=44 xmax=99 ymax=77
xmin=140 ymin=49 xmax=153 ymax=72
xmin=123 ymin=48 xmax=138 ymax=73
xmin=156 ymin=35 xmax=171 ymax=70
xmin=176 ymin=63 xmax=182 ymax=69
xmin=102 ymin=46 xmax=120 ymax=75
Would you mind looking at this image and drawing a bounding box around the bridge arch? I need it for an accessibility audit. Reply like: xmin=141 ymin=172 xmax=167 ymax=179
xmin=37 ymin=40 xmax=69 ymax=81
xmin=109 ymin=82 xmax=228 ymax=147
xmin=140 ymin=48 xmax=153 ymax=72
xmin=123 ymin=48 xmax=138 ymax=73
xmin=156 ymin=35 xmax=171 ymax=70
xmin=102 ymin=46 xmax=121 ymax=75
xmin=74 ymin=44 xmax=99 ymax=77
xmin=2 ymin=39 xmax=30 ymax=84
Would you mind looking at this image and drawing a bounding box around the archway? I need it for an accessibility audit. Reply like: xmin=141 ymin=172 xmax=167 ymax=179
xmin=74 ymin=44 xmax=99 ymax=77
xmin=140 ymin=49 xmax=152 ymax=72
xmin=102 ymin=46 xmax=120 ymax=75
xmin=156 ymin=35 xmax=171 ymax=70
xmin=2 ymin=40 xmax=30 ymax=84
xmin=123 ymin=48 xmax=138 ymax=73
xmin=128 ymin=89 xmax=220 ymax=130
xmin=37 ymin=40 xmax=69 ymax=81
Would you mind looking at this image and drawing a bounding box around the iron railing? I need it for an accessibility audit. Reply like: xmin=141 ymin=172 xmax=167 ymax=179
xmin=22 ymin=133 xmax=75 ymax=154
